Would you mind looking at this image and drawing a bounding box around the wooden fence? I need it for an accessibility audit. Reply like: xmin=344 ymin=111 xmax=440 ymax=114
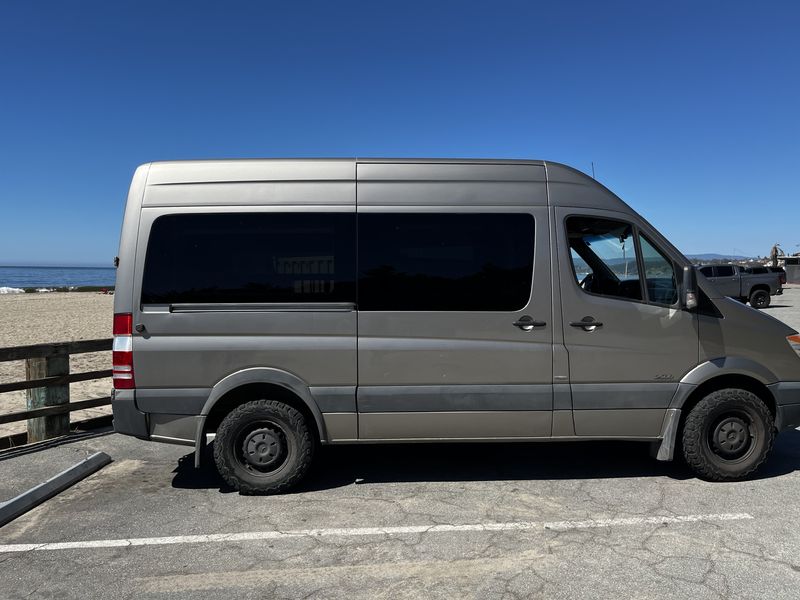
xmin=0 ymin=339 xmax=113 ymax=443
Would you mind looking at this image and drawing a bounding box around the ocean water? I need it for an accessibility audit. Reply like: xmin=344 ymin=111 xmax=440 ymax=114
xmin=0 ymin=266 xmax=116 ymax=292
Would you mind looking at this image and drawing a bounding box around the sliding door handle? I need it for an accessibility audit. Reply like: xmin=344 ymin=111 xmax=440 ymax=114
xmin=513 ymin=316 xmax=546 ymax=331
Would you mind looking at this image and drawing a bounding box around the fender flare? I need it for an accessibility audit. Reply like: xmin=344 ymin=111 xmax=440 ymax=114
xmin=667 ymin=357 xmax=777 ymax=411
xmin=194 ymin=367 xmax=328 ymax=466
xmin=679 ymin=357 xmax=778 ymax=388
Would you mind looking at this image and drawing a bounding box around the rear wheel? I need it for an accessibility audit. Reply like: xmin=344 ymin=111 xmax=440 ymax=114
xmin=681 ymin=389 xmax=774 ymax=481
xmin=213 ymin=399 xmax=314 ymax=494
xmin=749 ymin=289 xmax=770 ymax=308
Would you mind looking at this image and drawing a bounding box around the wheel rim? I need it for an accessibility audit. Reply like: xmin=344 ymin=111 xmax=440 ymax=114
xmin=236 ymin=421 xmax=289 ymax=475
xmin=753 ymin=293 xmax=767 ymax=307
xmin=706 ymin=412 xmax=756 ymax=461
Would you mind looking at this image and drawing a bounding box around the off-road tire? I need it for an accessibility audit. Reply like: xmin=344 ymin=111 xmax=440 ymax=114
xmin=682 ymin=388 xmax=774 ymax=481
xmin=749 ymin=289 xmax=770 ymax=309
xmin=214 ymin=399 xmax=314 ymax=494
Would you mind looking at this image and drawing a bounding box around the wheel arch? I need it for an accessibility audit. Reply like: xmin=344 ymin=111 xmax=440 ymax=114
xmin=679 ymin=374 xmax=777 ymax=423
xmin=194 ymin=368 xmax=327 ymax=467
xmin=678 ymin=359 xmax=777 ymax=417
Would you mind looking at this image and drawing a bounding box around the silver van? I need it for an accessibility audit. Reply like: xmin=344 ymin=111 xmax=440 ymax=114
xmin=111 ymin=159 xmax=800 ymax=493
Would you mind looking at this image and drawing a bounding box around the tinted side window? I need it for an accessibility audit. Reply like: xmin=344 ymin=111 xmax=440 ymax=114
xmin=699 ymin=266 xmax=714 ymax=277
xmin=639 ymin=235 xmax=678 ymax=305
xmin=566 ymin=216 xmax=642 ymax=301
xmin=358 ymin=213 xmax=534 ymax=311
xmin=716 ymin=266 xmax=734 ymax=277
xmin=142 ymin=213 xmax=355 ymax=304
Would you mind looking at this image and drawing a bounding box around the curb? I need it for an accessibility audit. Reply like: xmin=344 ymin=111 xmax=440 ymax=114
xmin=0 ymin=452 xmax=112 ymax=528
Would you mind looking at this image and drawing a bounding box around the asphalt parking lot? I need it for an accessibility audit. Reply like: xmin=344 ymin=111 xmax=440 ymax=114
xmin=2 ymin=288 xmax=800 ymax=599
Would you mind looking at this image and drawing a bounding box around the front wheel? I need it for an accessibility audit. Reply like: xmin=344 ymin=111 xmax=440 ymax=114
xmin=749 ymin=289 xmax=770 ymax=308
xmin=213 ymin=399 xmax=314 ymax=494
xmin=681 ymin=389 xmax=774 ymax=481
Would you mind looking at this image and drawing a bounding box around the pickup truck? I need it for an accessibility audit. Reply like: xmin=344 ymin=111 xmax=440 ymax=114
xmin=698 ymin=264 xmax=782 ymax=308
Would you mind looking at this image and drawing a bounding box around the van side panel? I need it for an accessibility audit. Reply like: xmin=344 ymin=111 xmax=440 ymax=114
xmin=132 ymin=311 xmax=356 ymax=388
xmin=130 ymin=164 xmax=357 ymax=444
xmin=355 ymin=163 xmax=553 ymax=439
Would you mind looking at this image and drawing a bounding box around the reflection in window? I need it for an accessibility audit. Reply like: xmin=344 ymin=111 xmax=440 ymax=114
xmin=570 ymin=248 xmax=592 ymax=283
xmin=566 ymin=216 xmax=642 ymax=301
xmin=358 ymin=213 xmax=534 ymax=311
xmin=639 ymin=235 xmax=678 ymax=305
xmin=142 ymin=213 xmax=356 ymax=304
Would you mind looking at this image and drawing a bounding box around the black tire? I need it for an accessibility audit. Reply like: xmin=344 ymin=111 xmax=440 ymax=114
xmin=681 ymin=389 xmax=774 ymax=481
xmin=749 ymin=289 xmax=770 ymax=309
xmin=213 ymin=399 xmax=314 ymax=494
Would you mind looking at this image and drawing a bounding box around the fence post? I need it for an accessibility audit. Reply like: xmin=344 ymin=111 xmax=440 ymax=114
xmin=25 ymin=350 xmax=70 ymax=442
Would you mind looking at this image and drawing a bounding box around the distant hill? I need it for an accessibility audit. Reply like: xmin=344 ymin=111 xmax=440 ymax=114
xmin=686 ymin=253 xmax=753 ymax=261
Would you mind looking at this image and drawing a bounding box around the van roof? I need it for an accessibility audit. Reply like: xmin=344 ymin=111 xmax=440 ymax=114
xmin=147 ymin=157 xmax=546 ymax=166
xmin=136 ymin=158 xmax=633 ymax=212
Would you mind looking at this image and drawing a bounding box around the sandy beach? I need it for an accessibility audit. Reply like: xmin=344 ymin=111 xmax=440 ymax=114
xmin=0 ymin=292 xmax=114 ymax=437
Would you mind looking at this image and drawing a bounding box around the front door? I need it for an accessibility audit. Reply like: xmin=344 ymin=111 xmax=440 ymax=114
xmin=556 ymin=208 xmax=699 ymax=437
xmin=356 ymin=171 xmax=553 ymax=439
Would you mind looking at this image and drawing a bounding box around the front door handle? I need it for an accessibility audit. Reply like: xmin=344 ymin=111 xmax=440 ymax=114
xmin=569 ymin=316 xmax=603 ymax=331
xmin=513 ymin=316 xmax=546 ymax=331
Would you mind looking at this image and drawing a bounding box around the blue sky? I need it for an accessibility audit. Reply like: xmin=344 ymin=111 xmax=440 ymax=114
xmin=1 ymin=1 xmax=798 ymax=266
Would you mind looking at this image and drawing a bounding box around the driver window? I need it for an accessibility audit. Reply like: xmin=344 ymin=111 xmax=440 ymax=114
xmin=566 ymin=216 xmax=642 ymax=301
xmin=639 ymin=234 xmax=678 ymax=305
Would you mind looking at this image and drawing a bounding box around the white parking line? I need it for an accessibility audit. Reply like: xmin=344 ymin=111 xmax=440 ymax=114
xmin=0 ymin=512 xmax=753 ymax=553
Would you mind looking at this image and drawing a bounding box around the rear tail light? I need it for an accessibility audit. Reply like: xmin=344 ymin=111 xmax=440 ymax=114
xmin=788 ymin=335 xmax=800 ymax=360
xmin=113 ymin=313 xmax=135 ymax=389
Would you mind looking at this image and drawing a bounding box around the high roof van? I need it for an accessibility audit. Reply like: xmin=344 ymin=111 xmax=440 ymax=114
xmin=111 ymin=159 xmax=800 ymax=493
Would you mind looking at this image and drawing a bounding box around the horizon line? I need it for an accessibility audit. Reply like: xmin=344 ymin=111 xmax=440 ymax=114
xmin=0 ymin=264 xmax=113 ymax=269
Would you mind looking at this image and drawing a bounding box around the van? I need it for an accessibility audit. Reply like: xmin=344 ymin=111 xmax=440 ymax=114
xmin=111 ymin=159 xmax=800 ymax=493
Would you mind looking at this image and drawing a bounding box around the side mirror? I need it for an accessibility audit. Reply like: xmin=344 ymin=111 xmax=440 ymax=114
xmin=682 ymin=265 xmax=698 ymax=310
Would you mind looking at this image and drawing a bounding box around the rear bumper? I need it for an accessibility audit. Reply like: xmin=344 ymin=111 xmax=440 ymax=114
xmin=769 ymin=382 xmax=800 ymax=431
xmin=111 ymin=389 xmax=149 ymax=440
xmin=111 ymin=389 xmax=200 ymax=446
